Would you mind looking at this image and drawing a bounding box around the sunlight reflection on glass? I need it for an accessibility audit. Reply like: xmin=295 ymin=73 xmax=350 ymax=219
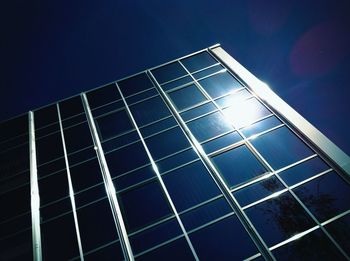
xmin=223 ymin=98 xmax=261 ymax=129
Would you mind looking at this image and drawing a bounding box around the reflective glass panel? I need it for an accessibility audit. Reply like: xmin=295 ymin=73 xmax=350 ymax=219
xmin=325 ymin=213 xmax=350 ymax=253
xmin=181 ymin=102 xmax=216 ymax=122
xmin=163 ymin=161 xmax=221 ymax=211
xmin=198 ymin=71 xmax=242 ymax=98
xmin=96 ymin=109 xmax=133 ymax=140
xmin=130 ymin=96 xmax=171 ymax=127
xmin=222 ymin=98 xmax=271 ymax=129
xmin=187 ymin=111 xmax=233 ymax=142
xmin=215 ymin=88 xmax=251 ymax=109
xmin=190 ymin=216 xmax=257 ymax=260
xmin=119 ymin=181 xmax=172 ymax=232
xmin=293 ymin=171 xmax=350 ymax=222
xmin=87 ymin=84 xmax=121 ymax=109
xmin=145 ymin=127 xmax=190 ymax=160
xmin=212 ymin=145 xmax=267 ymax=188
xmin=168 ymin=84 xmax=207 ymax=111
xmin=202 ymin=131 xmax=242 ymax=153
xmin=272 ymin=229 xmax=344 ymax=260
xmin=251 ymin=127 xmax=314 ymax=170
xmin=233 ymin=176 xmax=285 ymax=207
xmin=279 ymin=156 xmax=330 ymax=186
xmin=242 ymin=116 xmax=282 ymax=138
xmin=181 ymin=51 xmax=217 ymax=72
xmin=193 ymin=65 xmax=225 ymax=80
xmin=162 ymin=76 xmax=192 ymax=91
xmin=245 ymin=192 xmax=315 ymax=246
xmin=152 ymin=62 xmax=188 ymax=84
xmin=118 ymin=72 xmax=154 ymax=97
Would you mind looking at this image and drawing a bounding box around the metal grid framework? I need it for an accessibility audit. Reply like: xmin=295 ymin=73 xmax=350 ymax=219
xmin=1 ymin=44 xmax=350 ymax=260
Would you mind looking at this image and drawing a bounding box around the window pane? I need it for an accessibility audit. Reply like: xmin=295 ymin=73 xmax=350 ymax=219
xmin=168 ymin=84 xmax=207 ymax=111
xmin=242 ymin=116 xmax=282 ymax=138
xmin=130 ymin=218 xmax=182 ymax=254
xmin=77 ymin=199 xmax=119 ymax=252
xmin=222 ymin=98 xmax=271 ymax=129
xmin=59 ymin=96 xmax=84 ymax=119
xmin=137 ymin=238 xmax=194 ymax=261
xmin=215 ymin=88 xmax=251 ymax=109
xmin=69 ymin=158 xmax=103 ymax=192
xmin=96 ymin=109 xmax=133 ymax=140
xmin=39 ymin=170 xmax=69 ymax=205
xmin=130 ymin=96 xmax=171 ymax=127
xmin=0 ymin=185 xmax=30 ymax=222
xmin=293 ymin=171 xmax=350 ymax=222
xmin=102 ymin=130 xmax=140 ymax=153
xmin=163 ymin=161 xmax=221 ymax=211
xmin=0 ymin=115 xmax=28 ymax=142
xmin=145 ymin=127 xmax=190 ymax=160
xmin=35 ymin=104 xmax=58 ymax=129
xmin=36 ymin=132 xmax=63 ymax=164
xmin=114 ymin=164 xmax=155 ymax=191
xmin=245 ymin=192 xmax=315 ymax=246
xmin=193 ymin=65 xmax=225 ymax=80
xmin=190 ymin=216 xmax=257 ymax=260
xmin=119 ymin=181 xmax=172 ymax=232
xmin=74 ymin=183 xmax=106 ymax=208
xmin=64 ymin=122 xmax=93 ymax=154
xmin=106 ymin=142 xmax=149 ymax=178
xmin=181 ymin=52 xmax=217 ymax=73
xmin=233 ymin=176 xmax=285 ymax=207
xmin=181 ymin=197 xmax=232 ymax=231
xmin=272 ymin=229 xmax=344 ymax=260
xmin=91 ymin=100 xmax=124 ymax=118
xmin=151 ymin=62 xmax=187 ymax=84
xmin=325 ymin=213 xmax=350 ymax=253
xmin=279 ymin=157 xmax=330 ymax=186
xmin=126 ymin=88 xmax=158 ymax=104
xmin=84 ymin=242 xmax=123 ymax=261
xmin=41 ymin=213 xmax=79 ymax=260
xmin=118 ymin=72 xmax=154 ymax=97
xmin=156 ymin=148 xmax=198 ymax=174
xmin=0 ymin=230 xmax=32 ymax=261
xmin=87 ymin=84 xmax=121 ymax=109
xmin=251 ymin=127 xmax=314 ymax=170
xmin=198 ymin=71 xmax=242 ymax=98
xmin=187 ymin=111 xmax=233 ymax=142
xmin=212 ymin=145 xmax=267 ymax=188
xmin=140 ymin=116 xmax=177 ymax=138
xmin=180 ymin=102 xmax=216 ymax=122
xmin=162 ymin=76 xmax=192 ymax=91
xmin=202 ymin=131 xmax=242 ymax=154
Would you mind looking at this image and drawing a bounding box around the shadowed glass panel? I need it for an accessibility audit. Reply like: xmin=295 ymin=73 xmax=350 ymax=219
xmin=87 ymin=84 xmax=121 ymax=109
xmin=245 ymin=192 xmax=315 ymax=246
xmin=233 ymin=176 xmax=285 ymax=207
xmin=84 ymin=242 xmax=123 ymax=261
xmin=293 ymin=171 xmax=350 ymax=222
xmin=59 ymin=96 xmax=84 ymax=119
xmin=212 ymin=145 xmax=267 ymax=188
xmin=272 ymin=229 xmax=344 ymax=260
xmin=325 ymin=213 xmax=350 ymax=253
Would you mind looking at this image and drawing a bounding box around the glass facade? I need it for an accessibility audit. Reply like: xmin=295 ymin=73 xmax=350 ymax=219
xmin=1 ymin=45 xmax=350 ymax=260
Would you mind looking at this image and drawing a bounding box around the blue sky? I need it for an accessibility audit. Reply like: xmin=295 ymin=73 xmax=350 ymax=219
xmin=1 ymin=0 xmax=350 ymax=154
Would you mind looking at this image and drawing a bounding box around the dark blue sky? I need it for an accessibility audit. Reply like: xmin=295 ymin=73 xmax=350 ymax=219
xmin=1 ymin=0 xmax=350 ymax=154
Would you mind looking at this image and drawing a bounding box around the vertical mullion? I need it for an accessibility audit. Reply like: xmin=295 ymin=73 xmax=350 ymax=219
xmin=115 ymin=83 xmax=199 ymax=261
xmin=56 ymin=104 xmax=84 ymax=261
xmin=147 ymin=70 xmax=275 ymax=261
xmin=81 ymin=93 xmax=134 ymax=261
xmin=29 ymin=111 xmax=42 ymax=261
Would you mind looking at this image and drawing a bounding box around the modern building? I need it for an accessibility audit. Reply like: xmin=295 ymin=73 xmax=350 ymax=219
xmin=1 ymin=44 xmax=350 ymax=261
